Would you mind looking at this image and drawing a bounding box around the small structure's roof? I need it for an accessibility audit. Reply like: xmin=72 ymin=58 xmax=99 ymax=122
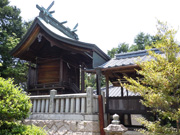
xmin=99 ymin=48 xmax=162 ymax=69
xmin=101 ymin=86 xmax=140 ymax=97
xmin=95 ymin=86 xmax=140 ymax=97
xmin=99 ymin=47 xmax=180 ymax=86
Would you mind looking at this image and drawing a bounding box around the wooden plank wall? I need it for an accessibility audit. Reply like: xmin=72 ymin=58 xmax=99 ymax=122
xmin=38 ymin=58 xmax=60 ymax=84
xmin=108 ymin=97 xmax=146 ymax=114
xmin=28 ymin=66 xmax=37 ymax=88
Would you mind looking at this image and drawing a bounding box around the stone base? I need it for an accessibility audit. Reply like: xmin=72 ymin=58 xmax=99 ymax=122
xmin=24 ymin=120 xmax=100 ymax=135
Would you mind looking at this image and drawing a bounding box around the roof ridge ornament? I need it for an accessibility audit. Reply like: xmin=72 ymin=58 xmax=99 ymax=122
xmin=36 ymin=1 xmax=79 ymax=40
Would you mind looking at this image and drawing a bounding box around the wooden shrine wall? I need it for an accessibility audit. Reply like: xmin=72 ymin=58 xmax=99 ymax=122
xmin=38 ymin=58 xmax=60 ymax=84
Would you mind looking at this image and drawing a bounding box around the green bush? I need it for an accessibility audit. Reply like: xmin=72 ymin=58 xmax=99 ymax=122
xmin=0 ymin=121 xmax=47 ymax=135
xmin=0 ymin=77 xmax=32 ymax=121
xmin=0 ymin=77 xmax=47 ymax=134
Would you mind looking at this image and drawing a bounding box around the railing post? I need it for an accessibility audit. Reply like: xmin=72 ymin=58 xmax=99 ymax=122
xmin=37 ymin=99 xmax=41 ymax=113
xmin=49 ymin=89 xmax=57 ymax=113
xmin=65 ymin=98 xmax=70 ymax=113
xmin=55 ymin=99 xmax=59 ymax=113
xmin=60 ymin=99 xmax=64 ymax=113
xmin=87 ymin=87 xmax=93 ymax=114
xmin=41 ymin=99 xmax=45 ymax=113
xmin=81 ymin=97 xmax=85 ymax=113
xmin=70 ymin=98 xmax=75 ymax=113
xmin=33 ymin=99 xmax=37 ymax=113
xmin=76 ymin=98 xmax=80 ymax=113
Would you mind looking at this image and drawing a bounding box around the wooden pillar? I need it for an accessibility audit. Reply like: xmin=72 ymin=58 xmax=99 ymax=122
xmin=105 ymin=74 xmax=109 ymax=113
xmin=98 ymin=95 xmax=105 ymax=135
xmin=96 ymin=68 xmax=101 ymax=95
xmin=121 ymin=86 xmax=124 ymax=97
xmin=81 ymin=64 xmax=85 ymax=92
xmin=27 ymin=62 xmax=31 ymax=91
xmin=105 ymin=74 xmax=111 ymax=125
xmin=35 ymin=59 xmax=38 ymax=85
xmin=59 ymin=58 xmax=63 ymax=85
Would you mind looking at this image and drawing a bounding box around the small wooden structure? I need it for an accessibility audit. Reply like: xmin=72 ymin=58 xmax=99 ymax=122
xmin=11 ymin=2 xmax=109 ymax=95
xmin=96 ymin=49 xmax=162 ymax=127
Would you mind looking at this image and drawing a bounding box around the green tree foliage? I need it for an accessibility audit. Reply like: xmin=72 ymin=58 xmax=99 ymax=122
xmin=107 ymin=47 xmax=119 ymax=58
xmin=0 ymin=0 xmax=26 ymax=38
xmin=107 ymin=33 xmax=160 ymax=58
xmin=0 ymin=0 xmax=29 ymax=87
xmin=0 ymin=31 xmax=28 ymax=86
xmin=0 ymin=77 xmax=46 ymax=134
xmin=107 ymin=42 xmax=129 ymax=58
xmin=123 ymin=21 xmax=180 ymax=134
xmin=129 ymin=32 xmax=160 ymax=51
xmin=85 ymin=73 xmax=96 ymax=89
xmin=85 ymin=73 xmax=106 ymax=90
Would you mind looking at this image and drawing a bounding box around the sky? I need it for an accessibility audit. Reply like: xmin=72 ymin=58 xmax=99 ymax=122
xmin=9 ymin=0 xmax=180 ymax=54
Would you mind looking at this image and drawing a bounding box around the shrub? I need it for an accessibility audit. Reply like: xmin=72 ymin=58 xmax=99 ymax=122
xmin=0 ymin=77 xmax=47 ymax=134
xmin=0 ymin=77 xmax=32 ymax=121
xmin=0 ymin=121 xmax=47 ymax=135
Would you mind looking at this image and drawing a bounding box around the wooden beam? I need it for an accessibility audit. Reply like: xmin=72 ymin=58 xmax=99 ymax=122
xmin=41 ymin=32 xmax=92 ymax=55
xmin=113 ymin=69 xmax=139 ymax=73
xmin=14 ymin=26 xmax=41 ymax=57
xmin=101 ymin=65 xmax=139 ymax=72
xmin=81 ymin=64 xmax=85 ymax=92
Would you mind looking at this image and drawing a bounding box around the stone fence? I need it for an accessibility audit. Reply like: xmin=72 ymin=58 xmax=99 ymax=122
xmin=24 ymin=87 xmax=105 ymax=135
xmin=30 ymin=87 xmax=99 ymax=114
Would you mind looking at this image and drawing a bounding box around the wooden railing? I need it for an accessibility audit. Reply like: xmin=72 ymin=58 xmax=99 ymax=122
xmin=30 ymin=87 xmax=99 ymax=114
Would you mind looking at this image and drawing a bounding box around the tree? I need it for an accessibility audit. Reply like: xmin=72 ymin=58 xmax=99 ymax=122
xmin=129 ymin=32 xmax=159 ymax=52
xmin=0 ymin=0 xmax=25 ymax=38
xmin=0 ymin=0 xmax=29 ymax=87
xmin=107 ymin=47 xmax=119 ymax=58
xmin=0 ymin=77 xmax=47 ymax=134
xmin=85 ymin=73 xmax=106 ymax=90
xmin=107 ymin=33 xmax=160 ymax=58
xmin=107 ymin=42 xmax=129 ymax=58
xmin=123 ymin=21 xmax=180 ymax=134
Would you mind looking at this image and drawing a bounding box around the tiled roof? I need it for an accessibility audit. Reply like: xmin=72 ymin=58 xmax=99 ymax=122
xmin=99 ymin=48 xmax=163 ymax=69
xmin=100 ymin=86 xmax=140 ymax=97
xmin=94 ymin=86 xmax=140 ymax=97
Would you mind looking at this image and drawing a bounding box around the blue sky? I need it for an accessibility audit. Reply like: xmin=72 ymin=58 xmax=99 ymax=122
xmin=10 ymin=0 xmax=180 ymax=54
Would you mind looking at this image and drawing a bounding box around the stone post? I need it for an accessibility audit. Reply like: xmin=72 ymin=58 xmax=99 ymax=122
xmin=104 ymin=114 xmax=128 ymax=135
xmin=49 ymin=89 xmax=57 ymax=113
xmin=87 ymin=87 xmax=93 ymax=114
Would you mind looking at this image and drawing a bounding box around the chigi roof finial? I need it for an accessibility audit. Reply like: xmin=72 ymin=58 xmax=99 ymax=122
xmin=36 ymin=1 xmax=79 ymax=40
